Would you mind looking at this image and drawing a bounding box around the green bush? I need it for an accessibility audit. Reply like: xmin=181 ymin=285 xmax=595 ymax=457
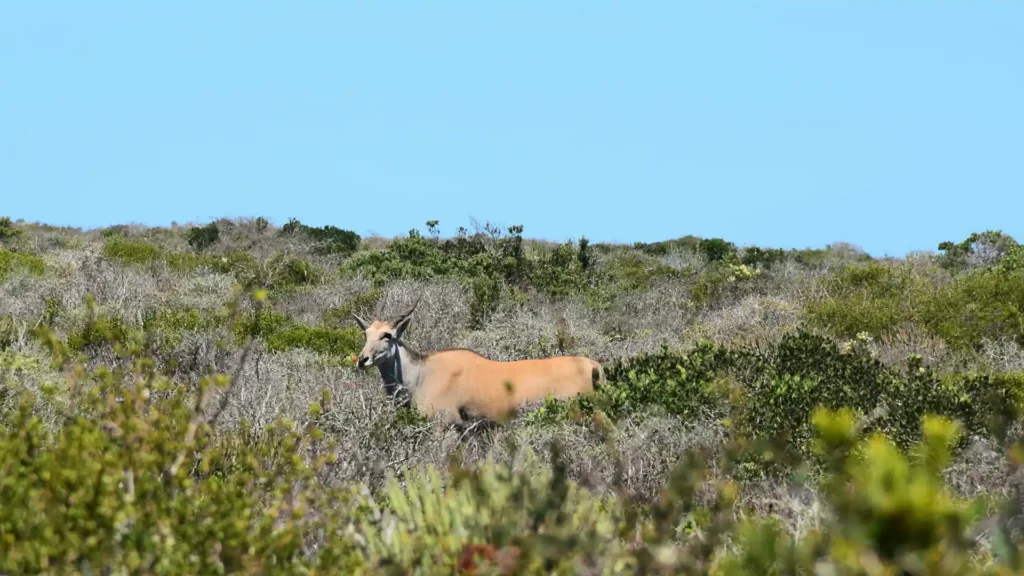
xmin=529 ymin=240 xmax=589 ymax=297
xmin=469 ymin=275 xmax=501 ymax=330
xmin=265 ymin=324 xmax=364 ymax=356
xmin=271 ymin=256 xmax=321 ymax=289
xmin=806 ymin=262 xmax=925 ymax=339
xmin=632 ymin=234 xmax=702 ymax=256
xmin=280 ymin=217 xmax=360 ymax=257
xmin=102 ymin=236 xmax=164 ymax=266
xmin=185 ymin=221 xmax=220 ymax=252
xmin=0 ymin=217 xmax=23 ymax=241
xmin=0 ymin=315 xmax=15 ymax=351
xmin=0 ymin=250 xmax=45 ymax=281
xmin=697 ymin=237 xmax=737 ymax=263
xmin=540 ymin=329 xmax=1024 ymax=469
xmin=168 ymin=249 xmax=320 ymax=292
xmin=687 ymin=262 xmax=761 ymax=308
xmin=65 ymin=298 xmax=136 ymax=354
xmin=595 ymin=341 xmax=735 ymax=420
xmin=739 ymin=246 xmax=786 ymax=269
xmin=232 ymin=304 xmax=362 ymax=357
xmin=142 ymin=308 xmax=229 ymax=352
xmin=0 ymin=327 xmax=364 ymax=573
xmin=919 ymin=266 xmax=1024 ymax=351
xmin=938 ymin=229 xmax=1018 ymax=272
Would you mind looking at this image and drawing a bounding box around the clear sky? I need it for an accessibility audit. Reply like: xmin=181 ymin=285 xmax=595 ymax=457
xmin=1 ymin=2 xmax=1021 ymax=257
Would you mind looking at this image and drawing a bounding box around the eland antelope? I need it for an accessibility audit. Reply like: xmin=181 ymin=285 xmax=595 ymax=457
xmin=352 ymin=295 xmax=605 ymax=424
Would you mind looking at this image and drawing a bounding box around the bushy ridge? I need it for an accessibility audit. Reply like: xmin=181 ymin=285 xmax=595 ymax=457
xmin=3 ymin=216 xmax=1024 ymax=573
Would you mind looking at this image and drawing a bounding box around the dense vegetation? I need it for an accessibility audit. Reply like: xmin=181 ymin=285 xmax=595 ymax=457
xmin=3 ymin=215 xmax=1024 ymax=573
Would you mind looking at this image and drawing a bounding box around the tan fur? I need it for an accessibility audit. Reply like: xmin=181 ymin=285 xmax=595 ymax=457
xmin=413 ymin=348 xmax=602 ymax=422
xmin=353 ymin=298 xmax=604 ymax=424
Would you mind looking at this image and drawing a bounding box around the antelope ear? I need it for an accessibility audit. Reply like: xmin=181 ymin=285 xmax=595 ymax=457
xmin=393 ymin=315 xmax=412 ymax=339
xmin=352 ymin=313 xmax=369 ymax=331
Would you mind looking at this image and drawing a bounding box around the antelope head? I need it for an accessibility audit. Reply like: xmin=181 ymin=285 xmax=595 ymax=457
xmin=352 ymin=294 xmax=421 ymax=369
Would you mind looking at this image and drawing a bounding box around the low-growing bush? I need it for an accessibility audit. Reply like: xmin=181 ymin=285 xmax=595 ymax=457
xmin=280 ymin=217 xmax=361 ymax=257
xmin=265 ymin=324 xmax=364 ymax=356
xmin=102 ymin=235 xmax=165 ymax=266
xmin=185 ymin=221 xmax=220 ymax=252
xmin=938 ymin=229 xmax=1019 ymax=272
xmin=599 ymin=253 xmax=683 ymax=294
xmin=0 ymin=217 xmax=23 ymax=241
xmin=0 ymin=250 xmax=45 ymax=281
xmin=919 ymin=266 xmax=1024 ymax=352
xmin=806 ymin=262 xmax=926 ymax=339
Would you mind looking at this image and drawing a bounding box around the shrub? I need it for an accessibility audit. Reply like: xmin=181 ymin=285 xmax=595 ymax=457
xmin=550 ymin=341 xmax=737 ymax=422
xmin=687 ymin=262 xmax=760 ymax=308
xmin=938 ymin=230 xmax=1018 ymax=272
xmin=0 ymin=321 xmax=364 ymax=573
xmin=468 ymin=275 xmax=501 ymax=330
xmin=541 ymin=329 xmax=1024 ymax=468
xmin=167 ymin=250 xmax=321 ymax=293
xmin=806 ymin=262 xmax=925 ymax=339
xmin=529 ymin=240 xmax=589 ymax=297
xmin=802 ymin=409 xmax=987 ymax=572
xmin=919 ymin=266 xmax=1024 ymax=351
xmin=142 ymin=309 xmax=229 ymax=352
xmin=737 ymin=331 xmax=1024 ymax=457
xmin=739 ymin=246 xmax=786 ymax=269
xmin=600 ymin=253 xmax=682 ymax=293
xmin=232 ymin=303 xmax=363 ymax=357
xmin=271 ymin=256 xmax=321 ymax=289
xmin=66 ymin=313 xmax=134 ymax=354
xmin=697 ymin=237 xmax=737 ymax=263
xmin=0 ymin=250 xmax=45 ymax=281
xmin=185 ymin=221 xmax=220 ymax=252
xmin=0 ymin=217 xmax=23 ymax=241
xmin=632 ymin=234 xmax=702 ymax=256
xmin=102 ymin=236 xmax=164 ymax=266
xmin=265 ymin=324 xmax=364 ymax=356
xmin=0 ymin=316 xmax=15 ymax=351
xmin=280 ymin=217 xmax=360 ymax=257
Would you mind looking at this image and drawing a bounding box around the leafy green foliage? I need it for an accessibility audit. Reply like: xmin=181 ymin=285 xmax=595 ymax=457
xmin=595 ymin=341 xmax=735 ymax=420
xmin=632 ymin=234 xmax=702 ymax=256
xmin=806 ymin=262 xmax=924 ymax=338
xmin=0 ymin=216 xmax=23 ymax=241
xmin=697 ymin=237 xmax=737 ymax=263
xmin=265 ymin=324 xmax=364 ymax=356
xmin=599 ymin=253 xmax=682 ymax=293
xmin=919 ymin=266 xmax=1024 ymax=351
xmin=102 ymin=235 xmax=166 ymax=266
xmin=538 ymin=329 xmax=1024 ymax=477
xmin=280 ymin=217 xmax=361 ymax=256
xmin=185 ymin=221 xmax=220 ymax=251
xmin=938 ymin=229 xmax=1018 ymax=272
xmin=104 ymin=233 xmax=323 ymax=293
xmin=343 ymin=223 xmax=595 ymax=310
xmin=141 ymin=308 xmax=229 ymax=352
xmin=233 ymin=304 xmax=363 ymax=357
xmin=0 ymin=250 xmax=45 ymax=281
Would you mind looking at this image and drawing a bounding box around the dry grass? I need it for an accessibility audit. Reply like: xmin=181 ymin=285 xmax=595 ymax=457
xmin=682 ymin=294 xmax=803 ymax=350
xmin=872 ymin=321 xmax=952 ymax=368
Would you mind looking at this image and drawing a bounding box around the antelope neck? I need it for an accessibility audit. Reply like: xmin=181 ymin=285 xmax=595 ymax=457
xmin=376 ymin=340 xmax=422 ymax=398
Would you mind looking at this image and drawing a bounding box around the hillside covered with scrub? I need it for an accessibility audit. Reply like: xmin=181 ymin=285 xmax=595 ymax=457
xmin=4 ymin=214 xmax=1024 ymax=573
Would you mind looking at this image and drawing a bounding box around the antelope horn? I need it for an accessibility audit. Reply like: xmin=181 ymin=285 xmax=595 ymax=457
xmin=393 ymin=294 xmax=423 ymax=323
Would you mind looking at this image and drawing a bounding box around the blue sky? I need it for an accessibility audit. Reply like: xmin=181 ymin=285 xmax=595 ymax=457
xmin=1 ymin=2 xmax=1021 ymax=257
